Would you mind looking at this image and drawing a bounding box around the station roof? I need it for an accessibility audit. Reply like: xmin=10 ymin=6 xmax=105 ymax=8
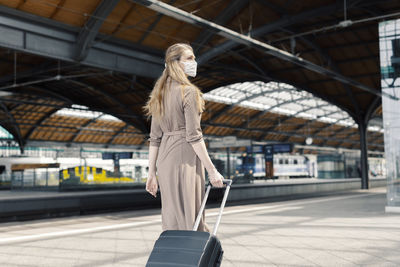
xmin=0 ymin=0 xmax=399 ymax=152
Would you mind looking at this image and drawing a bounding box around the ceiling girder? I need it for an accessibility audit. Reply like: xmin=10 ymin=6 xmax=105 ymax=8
xmin=192 ymin=0 xmax=249 ymax=53
xmin=129 ymin=0 xmax=395 ymax=100
xmin=0 ymin=5 xmax=163 ymax=78
xmin=197 ymin=0 xmax=366 ymax=65
xmin=74 ymin=0 xmax=120 ymax=61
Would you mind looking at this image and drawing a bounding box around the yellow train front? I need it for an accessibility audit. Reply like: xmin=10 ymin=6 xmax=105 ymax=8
xmin=59 ymin=166 xmax=136 ymax=190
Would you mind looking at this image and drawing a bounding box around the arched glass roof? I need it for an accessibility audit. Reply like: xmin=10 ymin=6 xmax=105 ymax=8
xmin=203 ymin=81 xmax=383 ymax=133
xmin=55 ymin=104 xmax=121 ymax=122
xmin=0 ymin=126 xmax=13 ymax=139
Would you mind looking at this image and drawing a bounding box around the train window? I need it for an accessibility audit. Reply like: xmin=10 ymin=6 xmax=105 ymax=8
xmin=279 ymin=159 xmax=283 ymax=164
xmin=294 ymin=159 xmax=298 ymax=164
xmin=284 ymin=159 xmax=289 ymax=164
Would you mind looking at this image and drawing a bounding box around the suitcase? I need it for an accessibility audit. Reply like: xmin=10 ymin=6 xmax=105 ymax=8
xmin=146 ymin=179 xmax=232 ymax=267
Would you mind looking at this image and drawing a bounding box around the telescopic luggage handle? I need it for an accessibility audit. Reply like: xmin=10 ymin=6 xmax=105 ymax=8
xmin=193 ymin=179 xmax=232 ymax=235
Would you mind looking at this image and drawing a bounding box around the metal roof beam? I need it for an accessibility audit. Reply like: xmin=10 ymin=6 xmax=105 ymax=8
xmin=137 ymin=0 xmax=177 ymax=44
xmin=281 ymin=109 xmax=340 ymax=142
xmin=63 ymin=79 xmax=149 ymax=134
xmin=192 ymin=0 xmax=248 ymax=53
xmin=365 ymin=96 xmax=381 ymax=125
xmin=0 ymin=5 xmax=163 ymax=78
xmin=289 ymin=32 xmax=361 ymax=116
xmin=74 ymin=0 xmax=120 ymax=61
xmin=197 ymin=0 xmax=365 ymax=65
xmin=228 ymin=96 xmax=320 ymax=139
xmin=130 ymin=0 xmax=396 ymax=100
xmin=258 ymin=102 xmax=331 ymax=141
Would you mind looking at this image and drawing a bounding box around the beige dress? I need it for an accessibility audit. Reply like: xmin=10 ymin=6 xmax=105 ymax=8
xmin=148 ymin=77 xmax=210 ymax=233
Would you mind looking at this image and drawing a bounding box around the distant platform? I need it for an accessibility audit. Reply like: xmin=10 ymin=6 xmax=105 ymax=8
xmin=0 ymin=178 xmax=386 ymax=223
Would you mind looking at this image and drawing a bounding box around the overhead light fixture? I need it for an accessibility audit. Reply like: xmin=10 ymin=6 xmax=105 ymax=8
xmin=305 ymin=137 xmax=313 ymax=145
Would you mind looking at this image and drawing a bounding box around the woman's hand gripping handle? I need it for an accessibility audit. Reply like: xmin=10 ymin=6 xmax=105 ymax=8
xmin=146 ymin=145 xmax=159 ymax=197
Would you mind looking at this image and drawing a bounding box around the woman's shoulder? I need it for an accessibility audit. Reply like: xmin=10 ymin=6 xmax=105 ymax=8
xmin=182 ymin=84 xmax=196 ymax=93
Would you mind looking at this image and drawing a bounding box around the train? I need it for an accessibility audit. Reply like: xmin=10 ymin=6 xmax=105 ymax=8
xmin=232 ymin=152 xmax=386 ymax=180
xmin=0 ymin=154 xmax=150 ymax=190
xmin=234 ymin=153 xmax=318 ymax=179
xmin=59 ymin=166 xmax=136 ymax=187
xmin=0 ymin=150 xmax=387 ymax=190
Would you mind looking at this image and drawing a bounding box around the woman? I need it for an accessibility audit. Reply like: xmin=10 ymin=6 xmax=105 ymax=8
xmin=143 ymin=43 xmax=224 ymax=232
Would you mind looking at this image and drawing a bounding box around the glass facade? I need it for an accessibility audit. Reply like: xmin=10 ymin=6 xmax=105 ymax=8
xmin=379 ymin=19 xmax=400 ymax=212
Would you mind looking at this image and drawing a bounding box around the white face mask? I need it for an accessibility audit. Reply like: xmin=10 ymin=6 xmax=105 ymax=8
xmin=181 ymin=60 xmax=197 ymax=77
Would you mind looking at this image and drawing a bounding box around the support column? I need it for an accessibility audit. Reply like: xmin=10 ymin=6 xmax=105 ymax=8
xmin=226 ymin=147 xmax=231 ymax=180
xmin=358 ymin=119 xmax=369 ymax=189
xmin=379 ymin=18 xmax=400 ymax=213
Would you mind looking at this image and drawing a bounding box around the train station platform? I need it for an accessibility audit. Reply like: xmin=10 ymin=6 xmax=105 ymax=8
xmin=0 ymin=178 xmax=386 ymax=222
xmin=0 ymin=186 xmax=398 ymax=266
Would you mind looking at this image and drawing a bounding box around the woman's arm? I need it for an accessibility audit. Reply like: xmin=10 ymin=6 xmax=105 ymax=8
xmin=146 ymin=145 xmax=159 ymax=197
xmin=146 ymin=116 xmax=162 ymax=196
xmin=183 ymin=86 xmax=224 ymax=187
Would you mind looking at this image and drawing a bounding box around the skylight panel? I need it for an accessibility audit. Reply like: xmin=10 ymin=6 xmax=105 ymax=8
xmin=241 ymin=101 xmax=268 ymax=111
xmin=298 ymin=112 xmax=316 ymax=119
xmin=257 ymin=96 xmax=278 ymax=106
xmin=311 ymin=108 xmax=327 ymax=117
xmin=368 ymin=126 xmax=383 ymax=132
xmin=251 ymin=96 xmax=272 ymax=105
xmin=71 ymin=104 xmax=89 ymax=110
xmin=55 ymin=105 xmax=121 ymax=122
xmin=319 ymin=116 xmax=337 ymax=123
xmin=101 ymin=114 xmax=122 ymax=121
xmin=329 ymin=112 xmax=345 ymax=119
xmin=323 ymin=105 xmax=338 ymax=112
xmin=276 ymin=91 xmax=292 ymax=100
xmin=203 ymin=94 xmax=238 ymax=105
xmin=336 ymin=118 xmax=355 ymax=127
xmin=0 ymin=126 xmax=12 ymax=139
xmin=242 ymin=82 xmax=257 ymax=92
xmin=273 ymin=107 xmax=297 ymax=115
xmin=225 ymin=89 xmax=242 ymax=99
xmin=297 ymin=99 xmax=316 ymax=107
xmin=204 ymin=81 xmax=357 ymax=129
xmin=281 ymin=102 xmax=303 ymax=112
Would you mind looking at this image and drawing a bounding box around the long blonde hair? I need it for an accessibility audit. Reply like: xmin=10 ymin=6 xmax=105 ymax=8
xmin=143 ymin=43 xmax=205 ymax=120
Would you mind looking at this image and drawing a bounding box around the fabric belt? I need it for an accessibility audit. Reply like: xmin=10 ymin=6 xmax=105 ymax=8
xmin=163 ymin=129 xmax=186 ymax=136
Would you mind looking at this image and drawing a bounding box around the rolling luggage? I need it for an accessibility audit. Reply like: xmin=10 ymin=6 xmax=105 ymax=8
xmin=146 ymin=179 xmax=232 ymax=267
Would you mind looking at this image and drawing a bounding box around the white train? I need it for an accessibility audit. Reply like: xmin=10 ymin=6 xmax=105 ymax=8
xmin=233 ymin=153 xmax=318 ymax=179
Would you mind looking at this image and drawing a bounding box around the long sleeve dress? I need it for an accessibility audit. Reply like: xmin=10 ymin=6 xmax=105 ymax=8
xmin=148 ymin=77 xmax=210 ymax=233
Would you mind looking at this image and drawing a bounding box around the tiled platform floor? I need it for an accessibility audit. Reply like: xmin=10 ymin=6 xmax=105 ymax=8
xmin=0 ymin=186 xmax=398 ymax=266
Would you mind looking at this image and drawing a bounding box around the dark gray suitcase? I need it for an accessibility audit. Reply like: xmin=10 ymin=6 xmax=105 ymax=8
xmin=146 ymin=179 xmax=232 ymax=267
